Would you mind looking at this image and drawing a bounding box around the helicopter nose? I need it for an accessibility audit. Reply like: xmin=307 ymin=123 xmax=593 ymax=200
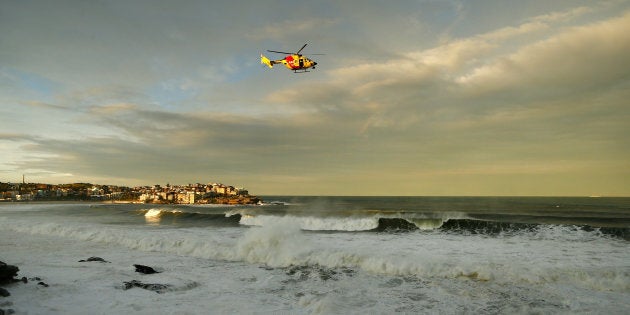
xmin=313 ymin=62 xmax=317 ymax=66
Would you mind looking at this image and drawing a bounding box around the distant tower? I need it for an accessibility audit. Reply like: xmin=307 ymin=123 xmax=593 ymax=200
xmin=23 ymin=174 xmax=25 ymax=184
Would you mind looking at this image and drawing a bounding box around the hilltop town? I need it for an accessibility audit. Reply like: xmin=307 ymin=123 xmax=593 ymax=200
xmin=0 ymin=181 xmax=261 ymax=205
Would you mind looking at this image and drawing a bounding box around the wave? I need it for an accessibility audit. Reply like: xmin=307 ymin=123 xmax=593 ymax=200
xmin=230 ymin=212 xmax=630 ymax=240
xmin=374 ymin=218 xmax=446 ymax=231
xmin=233 ymin=210 xmax=466 ymax=232
xmin=1 ymin=217 xmax=627 ymax=293
xmin=239 ymin=214 xmax=380 ymax=231
xmin=138 ymin=208 xmax=241 ymax=227
xmin=144 ymin=208 xmax=180 ymax=217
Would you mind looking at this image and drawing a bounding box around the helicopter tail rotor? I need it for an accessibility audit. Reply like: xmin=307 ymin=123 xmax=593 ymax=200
xmin=260 ymin=54 xmax=274 ymax=68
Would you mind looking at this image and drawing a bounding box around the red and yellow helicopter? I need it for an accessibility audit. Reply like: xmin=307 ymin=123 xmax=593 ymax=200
xmin=261 ymin=44 xmax=322 ymax=73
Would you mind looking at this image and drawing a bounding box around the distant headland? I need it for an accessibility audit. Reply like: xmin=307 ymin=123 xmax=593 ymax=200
xmin=0 ymin=181 xmax=261 ymax=205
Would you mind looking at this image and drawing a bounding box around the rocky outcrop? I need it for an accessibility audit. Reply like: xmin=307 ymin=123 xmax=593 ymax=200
xmin=1 ymin=261 xmax=21 ymax=315
xmin=133 ymin=264 xmax=159 ymax=274
xmin=0 ymin=261 xmax=19 ymax=285
xmin=78 ymin=257 xmax=110 ymax=263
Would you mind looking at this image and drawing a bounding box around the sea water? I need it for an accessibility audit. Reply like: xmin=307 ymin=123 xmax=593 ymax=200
xmin=0 ymin=197 xmax=629 ymax=314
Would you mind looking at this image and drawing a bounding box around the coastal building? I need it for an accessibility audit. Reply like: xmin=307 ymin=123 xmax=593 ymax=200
xmin=0 ymin=181 xmax=257 ymax=204
xmin=176 ymin=191 xmax=195 ymax=204
xmin=15 ymin=194 xmax=34 ymax=201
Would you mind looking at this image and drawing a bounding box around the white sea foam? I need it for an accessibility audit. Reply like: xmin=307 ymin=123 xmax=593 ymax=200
xmin=2 ymin=201 xmax=629 ymax=314
xmin=233 ymin=218 xmax=312 ymax=266
xmin=1 ymin=216 xmax=628 ymax=294
xmin=239 ymin=214 xmax=380 ymax=231
xmin=142 ymin=208 xmax=183 ymax=217
xmin=407 ymin=218 xmax=447 ymax=230
xmin=142 ymin=208 xmax=185 ymax=224
xmin=144 ymin=208 xmax=163 ymax=217
xmin=236 ymin=211 xmax=469 ymax=231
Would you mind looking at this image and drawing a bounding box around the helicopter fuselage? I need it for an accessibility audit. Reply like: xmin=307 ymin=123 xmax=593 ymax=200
xmin=280 ymin=54 xmax=317 ymax=71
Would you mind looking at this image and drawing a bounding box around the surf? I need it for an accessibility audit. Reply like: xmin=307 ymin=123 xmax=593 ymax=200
xmin=3 ymin=213 xmax=627 ymax=293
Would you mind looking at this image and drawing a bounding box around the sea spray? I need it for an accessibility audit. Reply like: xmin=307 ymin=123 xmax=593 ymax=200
xmin=234 ymin=218 xmax=311 ymax=267
xmin=144 ymin=209 xmax=163 ymax=218
xmin=239 ymin=214 xmax=379 ymax=231
xmin=1 ymin=203 xmax=629 ymax=293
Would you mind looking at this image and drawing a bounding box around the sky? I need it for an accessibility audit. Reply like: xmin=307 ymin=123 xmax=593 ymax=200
xmin=1 ymin=0 xmax=629 ymax=196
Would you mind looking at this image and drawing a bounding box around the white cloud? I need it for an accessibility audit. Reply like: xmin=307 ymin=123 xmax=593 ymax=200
xmin=457 ymin=11 xmax=630 ymax=95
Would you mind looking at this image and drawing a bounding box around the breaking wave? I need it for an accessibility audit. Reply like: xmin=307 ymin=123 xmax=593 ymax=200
xmin=231 ymin=212 xmax=630 ymax=239
xmin=138 ymin=208 xmax=241 ymax=227
xmin=234 ymin=211 xmax=466 ymax=232
xmin=1 ymin=217 xmax=628 ymax=293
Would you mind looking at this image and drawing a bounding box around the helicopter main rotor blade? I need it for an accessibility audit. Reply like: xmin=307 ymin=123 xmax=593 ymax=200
xmin=296 ymin=43 xmax=308 ymax=55
xmin=267 ymin=50 xmax=293 ymax=54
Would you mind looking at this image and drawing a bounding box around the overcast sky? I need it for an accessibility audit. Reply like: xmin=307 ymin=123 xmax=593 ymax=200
xmin=1 ymin=0 xmax=629 ymax=196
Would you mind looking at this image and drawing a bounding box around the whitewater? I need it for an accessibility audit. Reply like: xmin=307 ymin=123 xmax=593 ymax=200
xmin=1 ymin=197 xmax=629 ymax=314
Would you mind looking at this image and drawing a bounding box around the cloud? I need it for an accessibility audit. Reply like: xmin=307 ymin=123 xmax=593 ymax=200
xmin=2 ymin=1 xmax=629 ymax=195
xmin=526 ymin=5 xmax=593 ymax=24
xmin=89 ymin=103 xmax=138 ymax=115
xmin=257 ymin=18 xmax=338 ymax=41
xmin=253 ymin=8 xmax=630 ymax=193
xmin=267 ymin=9 xmax=630 ymax=121
xmin=457 ymin=11 xmax=630 ymax=97
xmin=0 ymin=133 xmax=39 ymax=142
xmin=6 ymin=111 xmax=342 ymax=186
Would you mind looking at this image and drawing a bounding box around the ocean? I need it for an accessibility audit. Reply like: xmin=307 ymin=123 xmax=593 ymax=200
xmin=1 ymin=196 xmax=629 ymax=314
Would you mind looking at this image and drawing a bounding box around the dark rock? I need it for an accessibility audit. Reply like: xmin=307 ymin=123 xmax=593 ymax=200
xmin=0 ymin=288 xmax=10 ymax=297
xmin=123 ymin=280 xmax=171 ymax=293
xmin=20 ymin=277 xmax=27 ymax=284
xmin=37 ymin=282 xmax=49 ymax=288
xmin=0 ymin=262 xmax=19 ymax=285
xmin=78 ymin=257 xmax=109 ymax=263
xmin=133 ymin=264 xmax=159 ymax=274
xmin=0 ymin=308 xmax=16 ymax=315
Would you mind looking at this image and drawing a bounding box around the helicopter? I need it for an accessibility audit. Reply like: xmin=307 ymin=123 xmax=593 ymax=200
xmin=260 ymin=43 xmax=322 ymax=73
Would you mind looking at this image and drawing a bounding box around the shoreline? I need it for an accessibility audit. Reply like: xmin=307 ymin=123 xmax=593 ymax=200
xmin=0 ymin=197 xmax=262 ymax=206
